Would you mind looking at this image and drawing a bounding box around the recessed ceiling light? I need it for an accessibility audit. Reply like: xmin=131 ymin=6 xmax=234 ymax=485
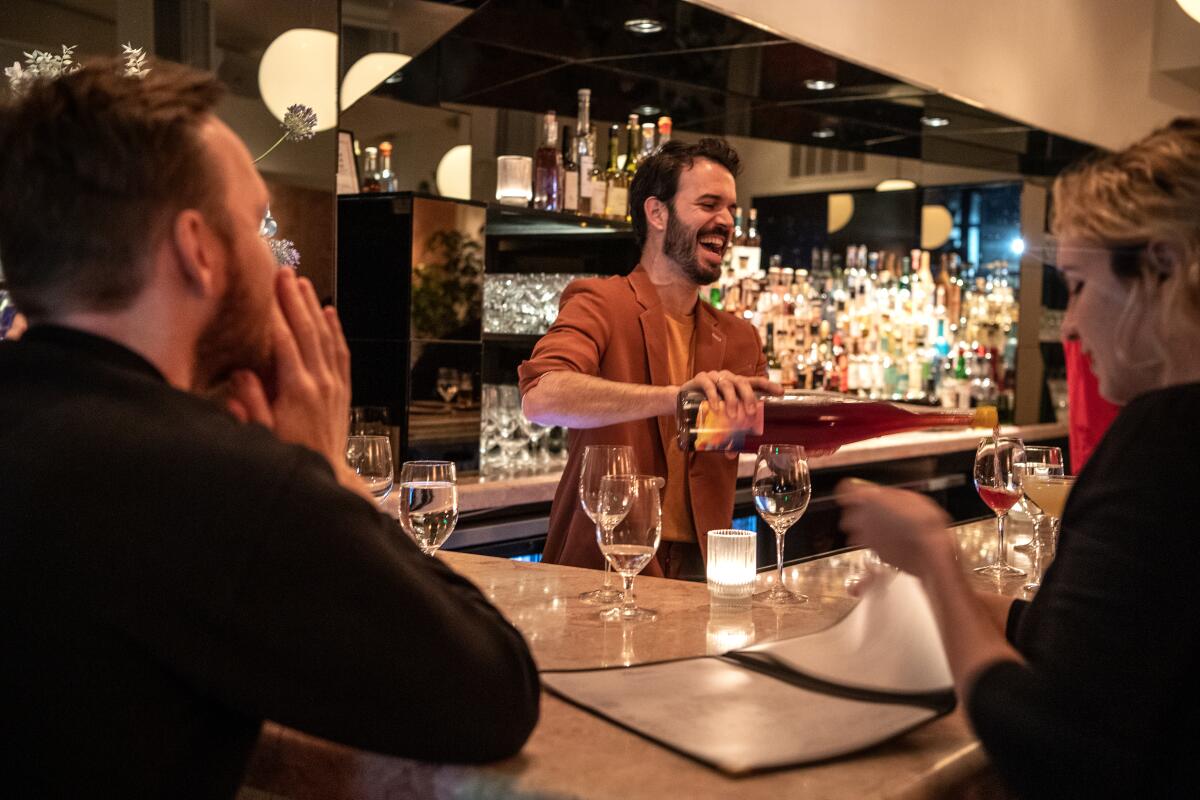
xmin=624 ymin=18 xmax=665 ymax=34
xmin=804 ymin=79 xmax=837 ymax=91
xmin=635 ymin=105 xmax=661 ymax=117
xmin=384 ymin=72 xmax=403 ymax=84
xmin=812 ymin=128 xmax=835 ymax=139
xmin=921 ymin=115 xmax=950 ymax=128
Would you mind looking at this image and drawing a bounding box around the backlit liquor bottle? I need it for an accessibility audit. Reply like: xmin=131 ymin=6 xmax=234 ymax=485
xmin=377 ymin=141 xmax=398 ymax=192
xmin=575 ymin=89 xmax=594 ymax=214
xmin=746 ymin=207 xmax=761 ymax=247
xmin=532 ymin=110 xmax=562 ymax=211
xmin=361 ymin=146 xmax=381 ymax=192
xmin=561 ymin=127 xmax=579 ymax=213
xmin=732 ymin=207 xmax=745 ymax=245
xmin=640 ymin=121 xmax=657 ymax=159
xmin=603 ymin=124 xmax=627 ymax=219
xmin=657 ymin=116 xmax=672 ymax=147
xmin=621 ymin=114 xmax=640 ymax=219
xmin=676 ymin=390 xmax=998 ymax=453
xmin=587 ymin=125 xmax=607 ymax=218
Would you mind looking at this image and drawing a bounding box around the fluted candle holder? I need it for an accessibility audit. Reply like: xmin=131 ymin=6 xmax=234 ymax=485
xmin=706 ymin=528 xmax=757 ymax=601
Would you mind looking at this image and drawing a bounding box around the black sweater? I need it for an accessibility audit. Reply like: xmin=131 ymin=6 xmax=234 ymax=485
xmin=968 ymin=383 xmax=1200 ymax=798
xmin=1 ymin=326 xmax=539 ymax=798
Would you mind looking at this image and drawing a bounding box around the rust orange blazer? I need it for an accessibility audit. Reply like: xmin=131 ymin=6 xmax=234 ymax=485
xmin=517 ymin=268 xmax=767 ymax=576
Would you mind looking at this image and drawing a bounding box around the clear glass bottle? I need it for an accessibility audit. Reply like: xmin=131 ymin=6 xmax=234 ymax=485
xmin=657 ymin=116 xmax=672 ymax=147
xmin=361 ymin=146 xmax=381 ymax=192
xmin=576 ymin=89 xmax=594 ymax=215
xmin=378 ymin=141 xmax=397 ymax=192
xmin=746 ymin=207 xmax=761 ymax=247
xmin=640 ymin=121 xmax=657 ymax=160
xmin=603 ymin=124 xmax=627 ymax=220
xmin=533 ymin=110 xmax=561 ymax=211
xmin=561 ymin=127 xmax=579 ymax=213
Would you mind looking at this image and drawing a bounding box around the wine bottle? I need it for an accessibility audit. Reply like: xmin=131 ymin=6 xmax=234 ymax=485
xmin=675 ymin=390 xmax=998 ymax=453
xmin=533 ymin=110 xmax=561 ymax=211
xmin=576 ymin=89 xmax=593 ymax=214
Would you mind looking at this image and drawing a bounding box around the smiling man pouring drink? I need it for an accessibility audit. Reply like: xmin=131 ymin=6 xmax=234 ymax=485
xmin=520 ymin=138 xmax=781 ymax=579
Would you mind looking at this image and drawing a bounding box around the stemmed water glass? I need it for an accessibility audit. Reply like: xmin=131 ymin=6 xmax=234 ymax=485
xmin=751 ymin=444 xmax=812 ymax=606
xmin=398 ymin=460 xmax=458 ymax=554
xmin=1013 ymin=446 xmax=1064 ymax=552
xmin=346 ymin=435 xmax=394 ymax=504
xmin=578 ymin=445 xmax=636 ymax=605
xmin=597 ymin=474 xmax=663 ymax=622
xmin=973 ymin=437 xmax=1027 ymax=578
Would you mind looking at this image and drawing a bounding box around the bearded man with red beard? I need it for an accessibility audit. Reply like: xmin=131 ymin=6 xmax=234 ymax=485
xmin=0 ymin=60 xmax=538 ymax=798
xmin=521 ymin=139 xmax=782 ymax=579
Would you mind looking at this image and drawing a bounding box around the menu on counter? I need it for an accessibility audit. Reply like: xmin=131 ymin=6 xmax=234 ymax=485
xmin=541 ymin=571 xmax=956 ymax=774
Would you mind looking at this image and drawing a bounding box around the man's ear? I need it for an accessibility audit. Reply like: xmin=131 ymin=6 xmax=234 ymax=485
xmin=1147 ymin=240 xmax=1183 ymax=279
xmin=170 ymin=209 xmax=224 ymax=298
xmin=645 ymin=195 xmax=669 ymax=234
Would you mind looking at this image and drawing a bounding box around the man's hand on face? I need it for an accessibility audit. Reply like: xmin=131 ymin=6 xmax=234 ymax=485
xmin=225 ymin=270 xmax=352 ymax=472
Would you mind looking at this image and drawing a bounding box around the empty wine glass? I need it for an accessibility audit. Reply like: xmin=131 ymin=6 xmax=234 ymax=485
xmin=973 ymin=436 xmax=1026 ymax=578
xmin=751 ymin=444 xmax=812 ymax=606
xmin=598 ymin=474 xmax=663 ymax=622
xmin=346 ymin=435 xmax=394 ymax=504
xmin=578 ymin=445 xmax=636 ymax=605
xmin=1013 ymin=445 xmax=1064 ymax=552
xmin=398 ymin=460 xmax=459 ymax=554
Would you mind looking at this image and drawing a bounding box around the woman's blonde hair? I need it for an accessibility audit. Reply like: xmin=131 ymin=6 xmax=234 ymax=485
xmin=1052 ymin=118 xmax=1200 ymax=337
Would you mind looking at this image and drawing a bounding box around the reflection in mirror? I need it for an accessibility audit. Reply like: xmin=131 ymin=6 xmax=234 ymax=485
xmin=1 ymin=1 xmax=338 ymax=301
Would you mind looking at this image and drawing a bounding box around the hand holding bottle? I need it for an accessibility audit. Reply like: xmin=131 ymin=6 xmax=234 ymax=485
xmin=678 ymin=371 xmax=781 ymax=451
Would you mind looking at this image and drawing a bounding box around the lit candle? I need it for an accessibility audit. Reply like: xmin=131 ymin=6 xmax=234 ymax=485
xmin=495 ymin=155 xmax=533 ymax=206
xmin=706 ymin=528 xmax=757 ymax=600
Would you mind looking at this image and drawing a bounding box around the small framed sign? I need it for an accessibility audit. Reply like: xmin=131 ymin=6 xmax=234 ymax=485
xmin=337 ymin=130 xmax=359 ymax=195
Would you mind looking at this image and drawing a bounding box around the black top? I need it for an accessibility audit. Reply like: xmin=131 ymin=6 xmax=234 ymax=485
xmin=0 ymin=326 xmax=539 ymax=798
xmin=968 ymin=382 xmax=1200 ymax=798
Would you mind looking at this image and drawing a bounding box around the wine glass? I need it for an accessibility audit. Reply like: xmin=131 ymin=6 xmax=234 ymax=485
xmin=973 ymin=436 xmax=1027 ymax=578
xmin=398 ymin=460 xmax=459 ymax=554
xmin=751 ymin=444 xmax=812 ymax=606
xmin=1013 ymin=446 xmax=1064 ymax=552
xmin=436 ymin=368 xmax=460 ymax=409
xmin=1018 ymin=474 xmax=1076 ymax=592
xmin=345 ymin=435 xmax=394 ymax=504
xmin=578 ymin=445 xmax=636 ymax=605
xmin=597 ymin=474 xmax=663 ymax=622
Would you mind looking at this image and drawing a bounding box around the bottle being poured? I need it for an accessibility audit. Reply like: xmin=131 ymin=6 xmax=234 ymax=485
xmin=676 ymin=390 xmax=998 ymax=453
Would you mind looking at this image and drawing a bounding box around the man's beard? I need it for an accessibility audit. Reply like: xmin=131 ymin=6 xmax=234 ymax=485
xmin=193 ymin=262 xmax=273 ymax=393
xmin=662 ymin=206 xmax=725 ymax=285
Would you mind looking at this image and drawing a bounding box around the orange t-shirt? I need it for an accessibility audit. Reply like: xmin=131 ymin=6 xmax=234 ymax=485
xmin=661 ymin=311 xmax=697 ymax=542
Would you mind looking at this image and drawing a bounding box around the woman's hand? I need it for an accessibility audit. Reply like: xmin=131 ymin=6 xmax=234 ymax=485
xmin=835 ymin=478 xmax=957 ymax=578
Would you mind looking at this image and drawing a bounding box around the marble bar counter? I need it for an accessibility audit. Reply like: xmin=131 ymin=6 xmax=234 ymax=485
xmin=452 ymin=421 xmax=1068 ymax=513
xmin=240 ymin=519 xmax=1036 ymax=800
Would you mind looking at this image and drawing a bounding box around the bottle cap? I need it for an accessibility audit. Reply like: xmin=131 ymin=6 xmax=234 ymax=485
xmin=379 ymin=141 xmax=392 ymax=154
xmin=972 ymin=406 xmax=999 ymax=429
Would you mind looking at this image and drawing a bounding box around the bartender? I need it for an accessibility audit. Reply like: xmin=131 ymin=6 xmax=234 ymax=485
xmin=519 ymin=138 xmax=781 ymax=579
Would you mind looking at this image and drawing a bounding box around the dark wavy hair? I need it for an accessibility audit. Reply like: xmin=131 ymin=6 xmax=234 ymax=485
xmin=629 ymin=138 xmax=741 ymax=248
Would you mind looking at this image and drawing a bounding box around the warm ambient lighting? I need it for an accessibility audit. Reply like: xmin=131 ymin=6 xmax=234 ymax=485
xmin=707 ymin=529 xmax=757 ymax=600
xmin=921 ymin=115 xmax=950 ymax=128
xmin=811 ymin=127 xmax=835 ymax=139
xmin=804 ymin=79 xmax=837 ymax=91
xmin=341 ymin=52 xmax=412 ymax=110
xmin=876 ymin=179 xmax=918 ymax=192
xmin=436 ymin=144 xmax=472 ymax=200
xmin=1177 ymin=0 xmax=1200 ymax=24
xmin=624 ymin=18 xmax=665 ymax=34
xmin=258 ymin=28 xmax=337 ymax=133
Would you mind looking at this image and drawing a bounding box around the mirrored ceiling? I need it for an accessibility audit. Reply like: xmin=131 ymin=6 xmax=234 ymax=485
xmin=358 ymin=0 xmax=1093 ymax=176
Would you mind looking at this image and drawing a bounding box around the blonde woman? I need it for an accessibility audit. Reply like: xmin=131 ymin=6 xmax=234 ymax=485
xmin=838 ymin=118 xmax=1200 ymax=798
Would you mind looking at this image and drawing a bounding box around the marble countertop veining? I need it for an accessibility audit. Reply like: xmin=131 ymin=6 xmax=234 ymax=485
xmin=242 ymin=518 xmax=1036 ymax=800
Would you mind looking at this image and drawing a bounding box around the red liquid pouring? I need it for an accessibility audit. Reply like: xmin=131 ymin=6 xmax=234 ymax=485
xmin=679 ymin=391 xmax=998 ymax=453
